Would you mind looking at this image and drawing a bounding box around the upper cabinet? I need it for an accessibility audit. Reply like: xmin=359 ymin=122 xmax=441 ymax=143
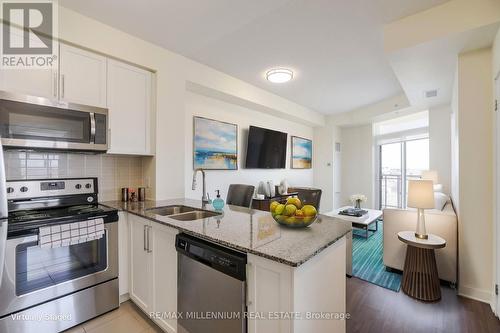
xmin=0 ymin=67 xmax=57 ymax=99
xmin=59 ymin=44 xmax=107 ymax=107
xmin=0 ymin=41 xmax=155 ymax=156
xmin=107 ymin=59 xmax=153 ymax=155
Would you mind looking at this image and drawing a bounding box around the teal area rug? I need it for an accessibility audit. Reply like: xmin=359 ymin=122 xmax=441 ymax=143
xmin=352 ymin=221 xmax=402 ymax=292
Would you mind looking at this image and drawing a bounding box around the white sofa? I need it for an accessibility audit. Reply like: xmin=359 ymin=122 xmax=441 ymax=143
xmin=383 ymin=202 xmax=458 ymax=284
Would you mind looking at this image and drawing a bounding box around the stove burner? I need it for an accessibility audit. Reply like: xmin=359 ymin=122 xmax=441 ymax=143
xmin=11 ymin=213 xmax=51 ymax=222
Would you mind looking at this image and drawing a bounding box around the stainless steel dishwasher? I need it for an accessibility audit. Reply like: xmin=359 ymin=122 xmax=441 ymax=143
xmin=176 ymin=233 xmax=247 ymax=333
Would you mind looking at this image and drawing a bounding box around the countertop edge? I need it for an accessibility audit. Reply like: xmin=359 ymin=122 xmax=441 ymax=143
xmin=103 ymin=201 xmax=350 ymax=268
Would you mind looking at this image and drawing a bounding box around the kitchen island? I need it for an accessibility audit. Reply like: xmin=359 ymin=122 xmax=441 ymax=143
xmin=104 ymin=199 xmax=351 ymax=333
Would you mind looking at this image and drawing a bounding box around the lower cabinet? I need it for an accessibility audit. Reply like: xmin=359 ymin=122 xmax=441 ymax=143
xmin=127 ymin=213 xmax=178 ymax=332
xmin=246 ymin=237 xmax=347 ymax=333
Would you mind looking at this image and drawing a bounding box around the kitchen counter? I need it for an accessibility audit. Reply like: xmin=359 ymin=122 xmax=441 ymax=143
xmin=102 ymin=198 xmax=351 ymax=267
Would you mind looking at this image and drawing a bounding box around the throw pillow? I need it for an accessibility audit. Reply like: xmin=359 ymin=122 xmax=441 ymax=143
xmin=434 ymin=192 xmax=449 ymax=211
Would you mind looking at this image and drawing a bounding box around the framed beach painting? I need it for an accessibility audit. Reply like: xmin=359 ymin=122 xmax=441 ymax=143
xmin=291 ymin=136 xmax=312 ymax=169
xmin=193 ymin=116 xmax=238 ymax=170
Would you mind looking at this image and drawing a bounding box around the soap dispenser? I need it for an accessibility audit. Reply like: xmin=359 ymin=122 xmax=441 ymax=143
xmin=212 ymin=190 xmax=225 ymax=210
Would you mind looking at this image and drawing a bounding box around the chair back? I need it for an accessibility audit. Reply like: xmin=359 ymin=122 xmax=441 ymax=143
xmin=226 ymin=184 xmax=255 ymax=208
xmin=287 ymin=187 xmax=322 ymax=210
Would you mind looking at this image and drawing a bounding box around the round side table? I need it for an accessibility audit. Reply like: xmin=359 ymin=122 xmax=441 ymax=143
xmin=397 ymin=231 xmax=446 ymax=302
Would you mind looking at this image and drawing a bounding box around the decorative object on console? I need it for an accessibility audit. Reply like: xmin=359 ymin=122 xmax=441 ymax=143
xmin=407 ymin=180 xmax=435 ymax=239
xmin=278 ymin=179 xmax=289 ymax=195
xmin=339 ymin=207 xmax=368 ymax=217
xmin=193 ymin=116 xmax=237 ymax=170
xmin=266 ymin=181 xmax=275 ymax=198
xmin=291 ymin=136 xmax=312 ymax=169
xmin=350 ymin=194 xmax=367 ymax=209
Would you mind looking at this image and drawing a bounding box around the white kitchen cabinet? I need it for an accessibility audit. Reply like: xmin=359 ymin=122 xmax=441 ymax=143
xmin=107 ymin=59 xmax=153 ymax=155
xmin=0 ymin=24 xmax=58 ymax=98
xmin=0 ymin=68 xmax=57 ymax=99
xmin=118 ymin=212 xmax=130 ymax=301
xmin=59 ymin=43 xmax=107 ymax=107
xmin=128 ymin=214 xmax=153 ymax=313
xmin=128 ymin=214 xmax=178 ymax=332
xmin=247 ymin=236 xmax=347 ymax=333
xmin=151 ymin=222 xmax=178 ymax=333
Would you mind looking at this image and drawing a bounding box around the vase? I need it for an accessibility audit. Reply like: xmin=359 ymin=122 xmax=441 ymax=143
xmin=354 ymin=199 xmax=361 ymax=209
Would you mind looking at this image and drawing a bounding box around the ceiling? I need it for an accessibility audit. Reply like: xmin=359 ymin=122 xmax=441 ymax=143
xmin=60 ymin=0 xmax=450 ymax=114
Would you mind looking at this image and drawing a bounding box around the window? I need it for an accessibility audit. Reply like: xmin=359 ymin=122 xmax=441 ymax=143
xmin=379 ymin=138 xmax=429 ymax=209
xmin=375 ymin=111 xmax=430 ymax=209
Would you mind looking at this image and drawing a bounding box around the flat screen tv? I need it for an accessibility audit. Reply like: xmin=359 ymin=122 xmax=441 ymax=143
xmin=245 ymin=126 xmax=287 ymax=169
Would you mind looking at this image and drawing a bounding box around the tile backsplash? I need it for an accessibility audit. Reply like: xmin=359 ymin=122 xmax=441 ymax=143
xmin=4 ymin=150 xmax=146 ymax=201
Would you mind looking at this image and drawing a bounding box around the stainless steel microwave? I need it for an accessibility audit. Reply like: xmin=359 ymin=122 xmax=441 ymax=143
xmin=0 ymin=91 xmax=108 ymax=152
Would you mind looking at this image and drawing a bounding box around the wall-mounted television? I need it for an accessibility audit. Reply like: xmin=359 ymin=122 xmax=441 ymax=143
xmin=245 ymin=126 xmax=287 ymax=169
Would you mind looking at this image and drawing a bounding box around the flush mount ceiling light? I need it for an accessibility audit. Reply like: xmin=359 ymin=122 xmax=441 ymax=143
xmin=266 ymin=68 xmax=293 ymax=83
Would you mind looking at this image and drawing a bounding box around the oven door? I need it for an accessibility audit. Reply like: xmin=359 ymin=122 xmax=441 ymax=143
xmin=0 ymin=221 xmax=117 ymax=317
xmin=0 ymin=91 xmax=108 ymax=152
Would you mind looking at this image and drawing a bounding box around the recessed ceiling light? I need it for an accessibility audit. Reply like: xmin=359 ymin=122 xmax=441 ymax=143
xmin=266 ymin=68 xmax=293 ymax=83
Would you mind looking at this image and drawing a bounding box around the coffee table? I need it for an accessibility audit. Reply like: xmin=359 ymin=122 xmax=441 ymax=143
xmin=329 ymin=207 xmax=383 ymax=238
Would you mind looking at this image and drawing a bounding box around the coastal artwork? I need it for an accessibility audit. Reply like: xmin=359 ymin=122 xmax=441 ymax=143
xmin=193 ymin=116 xmax=238 ymax=170
xmin=291 ymin=136 xmax=312 ymax=169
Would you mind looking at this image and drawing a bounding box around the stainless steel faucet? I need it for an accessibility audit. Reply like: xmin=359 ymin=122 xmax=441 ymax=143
xmin=192 ymin=168 xmax=211 ymax=204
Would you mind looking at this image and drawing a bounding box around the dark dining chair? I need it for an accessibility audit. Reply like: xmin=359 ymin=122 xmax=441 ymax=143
xmin=287 ymin=187 xmax=322 ymax=210
xmin=226 ymin=184 xmax=255 ymax=208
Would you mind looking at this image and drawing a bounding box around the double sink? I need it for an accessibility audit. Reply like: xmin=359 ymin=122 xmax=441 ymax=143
xmin=146 ymin=205 xmax=221 ymax=221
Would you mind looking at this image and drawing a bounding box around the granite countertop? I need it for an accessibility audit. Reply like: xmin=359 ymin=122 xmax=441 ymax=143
xmin=102 ymin=198 xmax=351 ymax=267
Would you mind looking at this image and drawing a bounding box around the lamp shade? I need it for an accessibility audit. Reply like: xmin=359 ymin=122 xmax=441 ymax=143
xmin=407 ymin=180 xmax=435 ymax=209
xmin=421 ymin=170 xmax=439 ymax=184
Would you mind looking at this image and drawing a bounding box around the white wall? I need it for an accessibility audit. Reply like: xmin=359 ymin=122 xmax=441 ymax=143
xmin=491 ymin=26 xmax=500 ymax=314
xmin=313 ymin=120 xmax=341 ymax=212
xmin=340 ymin=125 xmax=375 ymax=209
xmin=429 ymin=105 xmax=452 ymax=194
xmin=456 ymin=47 xmax=494 ymax=303
xmin=450 ymin=67 xmax=460 ymax=213
xmin=184 ymin=92 xmax=314 ymax=201
xmin=58 ymin=6 xmax=324 ymax=200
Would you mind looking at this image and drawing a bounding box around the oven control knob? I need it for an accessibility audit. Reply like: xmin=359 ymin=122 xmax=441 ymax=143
xmin=75 ymin=184 xmax=82 ymax=189
xmin=20 ymin=186 xmax=28 ymax=193
xmin=6 ymin=187 xmax=14 ymax=193
xmin=87 ymin=196 xmax=94 ymax=203
xmin=85 ymin=183 xmax=92 ymax=189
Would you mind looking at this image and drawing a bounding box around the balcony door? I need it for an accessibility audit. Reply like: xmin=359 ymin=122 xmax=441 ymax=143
xmin=379 ymin=138 xmax=429 ymax=209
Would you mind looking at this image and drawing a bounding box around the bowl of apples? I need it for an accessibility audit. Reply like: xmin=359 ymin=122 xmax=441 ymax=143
xmin=270 ymin=197 xmax=318 ymax=228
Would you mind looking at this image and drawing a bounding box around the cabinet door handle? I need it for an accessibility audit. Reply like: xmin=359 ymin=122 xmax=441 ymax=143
xmin=246 ymin=263 xmax=252 ymax=306
xmin=147 ymin=226 xmax=152 ymax=253
xmin=61 ymin=74 xmax=65 ymax=99
xmin=143 ymin=225 xmax=147 ymax=251
xmin=53 ymin=72 xmax=58 ymax=98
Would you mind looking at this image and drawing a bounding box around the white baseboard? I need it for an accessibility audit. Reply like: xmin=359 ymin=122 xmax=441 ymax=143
xmin=119 ymin=293 xmax=130 ymax=304
xmin=458 ymin=285 xmax=493 ymax=304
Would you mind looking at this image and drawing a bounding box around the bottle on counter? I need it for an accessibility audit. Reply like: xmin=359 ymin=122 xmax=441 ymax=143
xmin=212 ymin=190 xmax=225 ymax=210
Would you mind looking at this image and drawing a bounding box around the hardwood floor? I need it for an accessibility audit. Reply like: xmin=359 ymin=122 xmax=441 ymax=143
xmin=346 ymin=277 xmax=500 ymax=333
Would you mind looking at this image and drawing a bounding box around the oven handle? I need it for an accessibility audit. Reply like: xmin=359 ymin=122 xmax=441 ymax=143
xmin=90 ymin=113 xmax=96 ymax=144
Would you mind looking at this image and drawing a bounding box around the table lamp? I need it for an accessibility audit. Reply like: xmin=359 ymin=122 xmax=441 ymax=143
xmin=407 ymin=180 xmax=435 ymax=239
xmin=421 ymin=170 xmax=438 ymax=184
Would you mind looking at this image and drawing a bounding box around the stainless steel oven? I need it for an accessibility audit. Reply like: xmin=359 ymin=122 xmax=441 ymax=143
xmin=0 ymin=177 xmax=119 ymax=332
xmin=0 ymin=220 xmax=118 ymax=318
xmin=0 ymin=91 xmax=108 ymax=152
